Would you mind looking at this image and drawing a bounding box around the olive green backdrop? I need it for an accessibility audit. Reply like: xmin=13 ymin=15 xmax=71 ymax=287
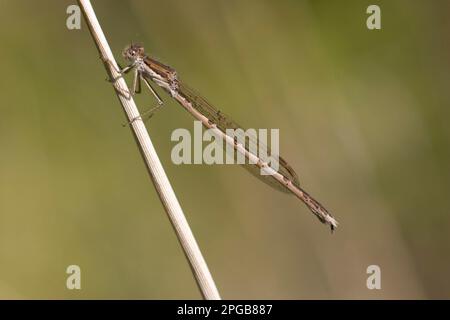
xmin=0 ymin=0 xmax=449 ymax=299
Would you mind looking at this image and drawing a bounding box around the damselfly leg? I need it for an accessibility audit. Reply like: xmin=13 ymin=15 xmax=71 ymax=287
xmin=125 ymin=71 xmax=165 ymax=125
xmin=101 ymin=57 xmax=165 ymax=125
xmin=100 ymin=58 xmax=137 ymax=99
xmin=132 ymin=68 xmax=140 ymax=95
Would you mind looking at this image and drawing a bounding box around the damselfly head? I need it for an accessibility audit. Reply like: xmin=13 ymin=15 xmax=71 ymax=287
xmin=122 ymin=43 xmax=145 ymax=62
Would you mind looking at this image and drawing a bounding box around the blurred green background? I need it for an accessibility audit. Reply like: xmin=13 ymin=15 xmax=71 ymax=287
xmin=0 ymin=0 xmax=449 ymax=299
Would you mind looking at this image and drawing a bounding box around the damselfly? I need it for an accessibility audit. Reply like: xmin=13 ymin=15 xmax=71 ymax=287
xmin=111 ymin=43 xmax=338 ymax=231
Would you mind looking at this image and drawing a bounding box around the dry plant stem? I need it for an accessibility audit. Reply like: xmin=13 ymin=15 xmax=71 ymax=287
xmin=77 ymin=0 xmax=221 ymax=300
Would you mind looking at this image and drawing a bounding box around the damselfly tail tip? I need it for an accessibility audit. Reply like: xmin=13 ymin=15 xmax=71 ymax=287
xmin=314 ymin=208 xmax=338 ymax=232
xmin=305 ymin=196 xmax=338 ymax=232
xmin=311 ymin=208 xmax=338 ymax=232
xmin=326 ymin=215 xmax=338 ymax=233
